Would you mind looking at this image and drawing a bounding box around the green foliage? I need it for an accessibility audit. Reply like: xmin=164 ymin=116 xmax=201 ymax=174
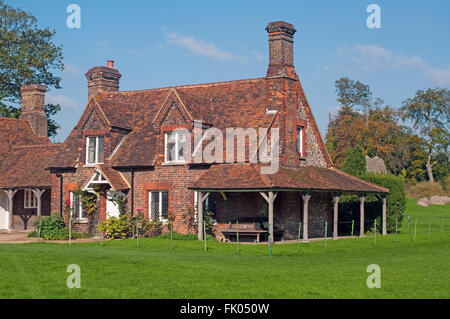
xmin=360 ymin=173 xmax=406 ymax=233
xmin=101 ymin=215 xmax=131 ymax=239
xmin=204 ymin=211 xmax=214 ymax=236
xmin=135 ymin=212 xmax=163 ymax=237
xmin=400 ymin=88 xmax=450 ymax=182
xmin=156 ymin=233 xmax=215 ymax=241
xmin=31 ymin=213 xmax=88 ymax=240
xmin=404 ymin=181 xmax=447 ymax=199
xmin=342 ymin=145 xmax=366 ymax=176
xmin=112 ymin=193 xmax=128 ymax=216
xmin=0 ymin=1 xmax=64 ymax=137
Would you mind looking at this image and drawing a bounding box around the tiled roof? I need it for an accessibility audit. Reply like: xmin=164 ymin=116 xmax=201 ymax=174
xmin=50 ymin=78 xmax=272 ymax=168
xmin=96 ymin=164 xmax=130 ymax=190
xmin=0 ymin=117 xmax=50 ymax=164
xmin=0 ymin=117 xmax=55 ymax=188
xmin=0 ymin=144 xmax=61 ymax=188
xmin=189 ymin=164 xmax=388 ymax=194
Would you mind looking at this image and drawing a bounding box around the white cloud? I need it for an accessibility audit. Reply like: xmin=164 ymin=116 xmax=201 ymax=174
xmin=331 ymin=44 xmax=450 ymax=86
xmin=95 ymin=40 xmax=109 ymax=51
xmin=163 ymin=29 xmax=244 ymax=62
xmin=46 ymin=94 xmax=78 ymax=110
xmin=63 ymin=63 xmax=82 ymax=75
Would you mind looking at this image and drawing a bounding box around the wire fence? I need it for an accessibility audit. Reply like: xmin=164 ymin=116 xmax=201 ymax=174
xmin=75 ymin=214 xmax=450 ymax=257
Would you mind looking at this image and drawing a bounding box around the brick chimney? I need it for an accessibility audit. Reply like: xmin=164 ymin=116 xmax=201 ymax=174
xmin=265 ymin=21 xmax=297 ymax=78
xmin=85 ymin=60 xmax=121 ymax=100
xmin=19 ymin=84 xmax=48 ymax=138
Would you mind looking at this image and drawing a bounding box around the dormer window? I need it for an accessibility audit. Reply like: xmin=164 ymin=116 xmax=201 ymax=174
xmin=86 ymin=136 xmax=104 ymax=165
xmin=165 ymin=131 xmax=186 ymax=163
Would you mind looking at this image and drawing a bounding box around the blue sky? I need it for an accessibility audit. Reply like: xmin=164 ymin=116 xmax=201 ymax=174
xmin=8 ymin=0 xmax=450 ymax=142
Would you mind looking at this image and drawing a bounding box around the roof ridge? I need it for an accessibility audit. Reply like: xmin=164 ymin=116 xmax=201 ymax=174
xmin=104 ymin=77 xmax=266 ymax=94
xmin=12 ymin=144 xmax=58 ymax=149
xmin=330 ymin=167 xmax=389 ymax=192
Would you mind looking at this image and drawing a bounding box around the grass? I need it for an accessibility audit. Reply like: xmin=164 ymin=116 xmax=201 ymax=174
xmin=0 ymin=198 xmax=448 ymax=299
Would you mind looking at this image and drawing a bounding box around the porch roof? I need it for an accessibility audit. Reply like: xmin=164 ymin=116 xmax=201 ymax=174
xmin=189 ymin=164 xmax=389 ymax=194
xmin=0 ymin=144 xmax=61 ymax=188
xmin=82 ymin=164 xmax=130 ymax=191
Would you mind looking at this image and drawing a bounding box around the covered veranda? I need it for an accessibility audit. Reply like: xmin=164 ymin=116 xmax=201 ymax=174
xmin=190 ymin=164 xmax=389 ymax=243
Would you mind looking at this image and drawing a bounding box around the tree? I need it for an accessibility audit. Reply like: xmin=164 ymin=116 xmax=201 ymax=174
xmin=400 ymin=88 xmax=450 ymax=182
xmin=326 ymin=78 xmax=406 ymax=170
xmin=0 ymin=1 xmax=64 ymax=137
xmin=342 ymin=145 xmax=366 ymax=176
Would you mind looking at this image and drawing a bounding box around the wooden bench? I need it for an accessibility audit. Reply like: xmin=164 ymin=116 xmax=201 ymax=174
xmin=220 ymin=221 xmax=268 ymax=243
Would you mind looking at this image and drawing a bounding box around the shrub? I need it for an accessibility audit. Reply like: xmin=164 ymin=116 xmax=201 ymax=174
xmin=141 ymin=216 xmax=163 ymax=237
xmin=360 ymin=173 xmax=406 ymax=233
xmin=342 ymin=145 xmax=366 ymax=177
xmin=404 ymin=181 xmax=447 ymax=198
xmin=204 ymin=211 xmax=214 ymax=236
xmin=157 ymin=232 xmax=215 ymax=241
xmin=30 ymin=213 xmax=89 ymax=240
xmin=101 ymin=215 xmax=131 ymax=239
xmin=32 ymin=213 xmax=67 ymax=240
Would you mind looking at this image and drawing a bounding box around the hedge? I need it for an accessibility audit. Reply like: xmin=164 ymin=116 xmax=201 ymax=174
xmin=339 ymin=173 xmax=406 ymax=234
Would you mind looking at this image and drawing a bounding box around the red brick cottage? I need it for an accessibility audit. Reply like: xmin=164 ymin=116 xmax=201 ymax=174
xmin=0 ymin=85 xmax=60 ymax=231
xmin=44 ymin=21 xmax=387 ymax=242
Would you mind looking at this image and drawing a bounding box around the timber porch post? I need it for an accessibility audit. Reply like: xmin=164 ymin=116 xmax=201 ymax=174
xmin=301 ymin=193 xmax=311 ymax=242
xmin=359 ymin=195 xmax=366 ymax=237
xmin=332 ymin=194 xmax=340 ymax=239
xmin=260 ymin=191 xmax=278 ymax=244
xmin=32 ymin=189 xmax=46 ymax=218
xmin=197 ymin=191 xmax=210 ymax=241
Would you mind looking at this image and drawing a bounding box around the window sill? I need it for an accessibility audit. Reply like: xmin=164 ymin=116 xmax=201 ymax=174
xmin=84 ymin=163 xmax=104 ymax=167
xmin=162 ymin=162 xmax=186 ymax=166
xmin=74 ymin=218 xmax=89 ymax=224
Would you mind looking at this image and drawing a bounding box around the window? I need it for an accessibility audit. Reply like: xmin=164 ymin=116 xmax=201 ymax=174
xmin=86 ymin=136 xmax=104 ymax=165
xmin=148 ymin=191 xmax=169 ymax=221
xmin=296 ymin=126 xmax=304 ymax=157
xmin=70 ymin=192 xmax=87 ymax=220
xmin=24 ymin=190 xmax=37 ymax=208
xmin=165 ymin=131 xmax=186 ymax=163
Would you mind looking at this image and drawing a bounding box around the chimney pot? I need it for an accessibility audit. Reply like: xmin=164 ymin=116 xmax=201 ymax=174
xmin=85 ymin=62 xmax=121 ymax=100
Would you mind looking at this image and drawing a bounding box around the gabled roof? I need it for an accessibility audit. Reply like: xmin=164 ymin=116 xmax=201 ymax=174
xmin=50 ymin=77 xmax=273 ymax=168
xmin=0 ymin=144 xmax=61 ymax=188
xmin=0 ymin=117 xmax=54 ymax=188
xmin=189 ymin=164 xmax=388 ymax=194
xmin=82 ymin=164 xmax=130 ymax=191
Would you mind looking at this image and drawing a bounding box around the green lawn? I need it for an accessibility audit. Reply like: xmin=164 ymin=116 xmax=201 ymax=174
xmin=0 ymin=198 xmax=448 ymax=299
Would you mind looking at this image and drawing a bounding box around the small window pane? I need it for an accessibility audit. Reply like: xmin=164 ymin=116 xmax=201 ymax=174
xmin=97 ymin=137 xmax=104 ymax=163
xmin=297 ymin=127 xmax=303 ymax=156
xmin=161 ymin=191 xmax=169 ymax=219
xmin=150 ymin=192 xmax=160 ymax=220
xmin=166 ymin=133 xmax=176 ymax=162
xmin=87 ymin=137 xmax=96 ymax=164
xmin=72 ymin=193 xmax=80 ymax=218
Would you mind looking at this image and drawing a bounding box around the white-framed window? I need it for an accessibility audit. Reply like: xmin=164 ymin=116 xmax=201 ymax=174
xmin=70 ymin=192 xmax=87 ymax=220
xmin=86 ymin=136 xmax=104 ymax=165
xmin=164 ymin=131 xmax=186 ymax=163
xmin=296 ymin=126 xmax=303 ymax=157
xmin=24 ymin=190 xmax=37 ymax=209
xmin=148 ymin=190 xmax=169 ymax=222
